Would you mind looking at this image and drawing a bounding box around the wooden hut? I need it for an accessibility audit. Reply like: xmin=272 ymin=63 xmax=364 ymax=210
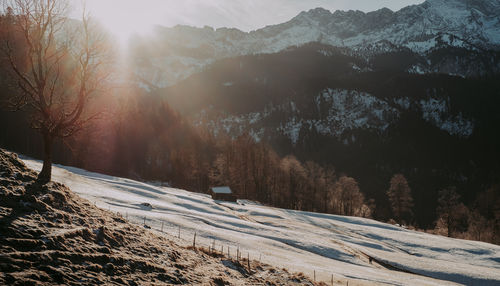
xmin=209 ymin=186 xmax=237 ymax=202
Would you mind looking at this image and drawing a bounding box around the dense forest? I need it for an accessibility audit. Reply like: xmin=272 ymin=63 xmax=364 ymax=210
xmin=1 ymin=11 xmax=499 ymax=245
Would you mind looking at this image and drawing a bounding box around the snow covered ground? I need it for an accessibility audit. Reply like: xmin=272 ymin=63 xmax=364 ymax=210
xmin=22 ymin=158 xmax=500 ymax=286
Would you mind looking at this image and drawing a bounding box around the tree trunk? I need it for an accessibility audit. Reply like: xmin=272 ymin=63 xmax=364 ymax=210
xmin=447 ymin=214 xmax=451 ymax=237
xmin=37 ymin=132 xmax=53 ymax=184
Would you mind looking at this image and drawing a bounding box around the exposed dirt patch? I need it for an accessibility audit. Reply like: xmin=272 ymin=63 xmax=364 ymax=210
xmin=0 ymin=149 xmax=316 ymax=285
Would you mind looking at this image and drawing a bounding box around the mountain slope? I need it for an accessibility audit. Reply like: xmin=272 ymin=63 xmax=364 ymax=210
xmin=21 ymin=152 xmax=500 ymax=285
xmin=131 ymin=0 xmax=500 ymax=87
xmin=158 ymin=44 xmax=500 ymax=225
xmin=0 ymin=149 xmax=315 ymax=285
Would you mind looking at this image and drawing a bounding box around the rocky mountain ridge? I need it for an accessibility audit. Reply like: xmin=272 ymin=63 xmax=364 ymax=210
xmin=131 ymin=0 xmax=500 ymax=88
xmin=161 ymin=43 xmax=488 ymax=142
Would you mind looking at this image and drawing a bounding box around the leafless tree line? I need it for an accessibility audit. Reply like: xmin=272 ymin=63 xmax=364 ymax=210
xmin=208 ymin=134 xmax=373 ymax=217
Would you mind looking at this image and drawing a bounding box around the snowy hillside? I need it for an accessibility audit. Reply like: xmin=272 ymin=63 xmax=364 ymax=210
xmin=22 ymin=158 xmax=500 ymax=285
xmin=131 ymin=0 xmax=500 ymax=87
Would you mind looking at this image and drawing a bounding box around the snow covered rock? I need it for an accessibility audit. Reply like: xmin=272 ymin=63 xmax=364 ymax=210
xmin=130 ymin=0 xmax=500 ymax=87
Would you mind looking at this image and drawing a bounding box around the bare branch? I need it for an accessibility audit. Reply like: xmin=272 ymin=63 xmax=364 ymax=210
xmin=2 ymin=0 xmax=111 ymax=141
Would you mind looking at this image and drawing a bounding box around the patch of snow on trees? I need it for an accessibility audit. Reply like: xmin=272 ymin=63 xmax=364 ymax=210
xmin=420 ymin=97 xmax=474 ymax=137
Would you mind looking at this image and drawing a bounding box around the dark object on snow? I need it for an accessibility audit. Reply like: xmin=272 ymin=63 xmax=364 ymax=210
xmin=209 ymin=186 xmax=237 ymax=202
xmin=140 ymin=202 xmax=153 ymax=208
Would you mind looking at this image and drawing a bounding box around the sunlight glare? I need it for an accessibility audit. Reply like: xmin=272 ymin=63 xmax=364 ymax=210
xmin=78 ymin=0 xmax=166 ymax=47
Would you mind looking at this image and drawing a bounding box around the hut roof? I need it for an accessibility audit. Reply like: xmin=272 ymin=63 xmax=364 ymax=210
xmin=210 ymin=186 xmax=232 ymax=194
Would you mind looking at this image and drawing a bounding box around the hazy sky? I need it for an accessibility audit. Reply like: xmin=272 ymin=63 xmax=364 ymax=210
xmin=71 ymin=0 xmax=425 ymax=42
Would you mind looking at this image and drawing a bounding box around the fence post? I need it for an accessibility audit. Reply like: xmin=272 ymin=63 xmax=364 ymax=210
xmin=193 ymin=232 xmax=197 ymax=248
xmin=247 ymin=252 xmax=250 ymax=271
xmin=331 ymin=274 xmax=333 ymax=286
xmin=161 ymin=221 xmax=164 ymax=232
xmin=143 ymin=216 xmax=146 ymax=225
xmin=178 ymin=226 xmax=180 ymax=239
xmin=314 ymin=270 xmax=316 ymax=282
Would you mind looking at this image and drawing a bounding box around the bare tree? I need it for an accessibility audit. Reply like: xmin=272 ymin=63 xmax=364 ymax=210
xmin=322 ymin=167 xmax=336 ymax=213
xmin=467 ymin=210 xmax=488 ymax=242
xmin=436 ymin=187 xmax=468 ymax=237
xmin=334 ymin=176 xmax=364 ymax=216
xmin=387 ymin=174 xmax=414 ymax=224
xmin=1 ymin=0 xmax=111 ymax=183
xmin=304 ymin=161 xmax=323 ymax=211
xmin=280 ymin=155 xmax=306 ymax=210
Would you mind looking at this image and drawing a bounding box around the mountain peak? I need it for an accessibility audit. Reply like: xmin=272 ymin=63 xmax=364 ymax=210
xmin=369 ymin=7 xmax=394 ymax=15
xmin=293 ymin=7 xmax=332 ymax=21
xmin=133 ymin=0 xmax=500 ymax=88
xmin=305 ymin=7 xmax=332 ymax=16
xmin=424 ymin=0 xmax=500 ymax=14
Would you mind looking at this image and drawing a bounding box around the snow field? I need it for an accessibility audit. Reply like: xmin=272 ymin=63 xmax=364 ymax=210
xmin=22 ymin=158 xmax=500 ymax=285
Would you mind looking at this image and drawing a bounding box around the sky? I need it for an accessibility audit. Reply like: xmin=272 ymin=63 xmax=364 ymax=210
xmin=70 ymin=0 xmax=425 ymax=43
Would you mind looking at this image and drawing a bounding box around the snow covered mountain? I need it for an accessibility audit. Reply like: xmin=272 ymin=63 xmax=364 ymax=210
xmin=161 ymin=43 xmax=500 ymax=215
xmin=131 ymin=0 xmax=500 ymax=87
xmin=163 ymin=43 xmax=485 ymax=142
xmin=128 ymin=0 xmax=500 ymax=216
